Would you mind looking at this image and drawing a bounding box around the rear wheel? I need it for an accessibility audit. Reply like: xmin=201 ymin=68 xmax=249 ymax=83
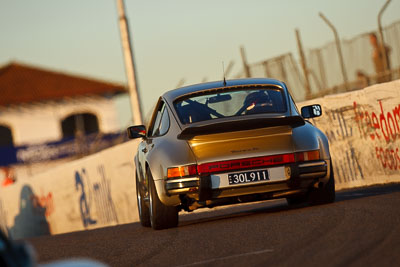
xmin=136 ymin=174 xmax=150 ymax=227
xmin=309 ymin=162 xmax=336 ymax=205
xmin=148 ymin=169 xmax=178 ymax=230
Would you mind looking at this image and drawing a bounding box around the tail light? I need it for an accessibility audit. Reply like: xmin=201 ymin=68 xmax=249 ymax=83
xmin=197 ymin=153 xmax=295 ymax=175
xmin=295 ymin=150 xmax=320 ymax=162
xmin=167 ymin=150 xmax=320 ymax=178
xmin=167 ymin=164 xmax=197 ymax=179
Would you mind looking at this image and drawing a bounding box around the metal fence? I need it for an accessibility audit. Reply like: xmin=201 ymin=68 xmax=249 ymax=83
xmin=235 ymin=20 xmax=400 ymax=101
xmin=235 ymin=53 xmax=306 ymax=101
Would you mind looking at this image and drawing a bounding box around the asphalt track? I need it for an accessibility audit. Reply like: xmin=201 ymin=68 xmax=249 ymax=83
xmin=27 ymin=184 xmax=400 ymax=267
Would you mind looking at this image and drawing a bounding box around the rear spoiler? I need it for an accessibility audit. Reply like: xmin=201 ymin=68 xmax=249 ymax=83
xmin=177 ymin=116 xmax=305 ymax=140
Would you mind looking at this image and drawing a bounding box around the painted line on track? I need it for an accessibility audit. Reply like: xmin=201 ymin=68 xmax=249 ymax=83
xmin=176 ymin=248 xmax=274 ymax=267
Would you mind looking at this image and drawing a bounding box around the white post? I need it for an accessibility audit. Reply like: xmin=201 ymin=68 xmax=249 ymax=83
xmin=116 ymin=0 xmax=142 ymax=125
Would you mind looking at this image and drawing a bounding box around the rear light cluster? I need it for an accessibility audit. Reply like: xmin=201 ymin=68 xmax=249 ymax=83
xmin=295 ymin=150 xmax=320 ymax=162
xmin=197 ymin=153 xmax=295 ymax=175
xmin=167 ymin=165 xmax=197 ymax=179
xmin=166 ymin=150 xmax=320 ymax=179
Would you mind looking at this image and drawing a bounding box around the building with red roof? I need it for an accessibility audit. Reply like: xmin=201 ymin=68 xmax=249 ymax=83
xmin=0 ymin=62 xmax=126 ymax=106
xmin=0 ymin=62 xmax=130 ymax=178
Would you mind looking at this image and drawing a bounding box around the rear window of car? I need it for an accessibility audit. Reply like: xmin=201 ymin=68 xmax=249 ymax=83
xmin=174 ymin=87 xmax=287 ymax=124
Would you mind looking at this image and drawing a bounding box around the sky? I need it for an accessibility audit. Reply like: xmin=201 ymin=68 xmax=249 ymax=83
xmin=1 ymin=0 xmax=400 ymax=126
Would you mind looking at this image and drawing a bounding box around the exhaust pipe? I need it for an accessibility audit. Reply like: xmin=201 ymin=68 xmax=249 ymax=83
xmin=314 ymin=181 xmax=324 ymax=189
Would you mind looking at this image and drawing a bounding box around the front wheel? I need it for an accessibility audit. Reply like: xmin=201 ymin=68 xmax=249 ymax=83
xmin=148 ymin=169 xmax=178 ymax=230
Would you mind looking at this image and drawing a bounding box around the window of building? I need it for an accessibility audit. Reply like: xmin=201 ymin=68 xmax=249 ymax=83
xmin=0 ymin=125 xmax=13 ymax=147
xmin=61 ymin=113 xmax=99 ymax=139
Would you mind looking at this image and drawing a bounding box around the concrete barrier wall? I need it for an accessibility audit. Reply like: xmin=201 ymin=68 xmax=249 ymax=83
xmin=0 ymin=140 xmax=140 ymax=239
xmin=1 ymin=80 xmax=399 ymax=238
xmin=298 ymin=79 xmax=400 ymax=189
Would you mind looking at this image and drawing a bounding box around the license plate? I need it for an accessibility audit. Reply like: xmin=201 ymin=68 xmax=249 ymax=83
xmin=228 ymin=169 xmax=269 ymax=185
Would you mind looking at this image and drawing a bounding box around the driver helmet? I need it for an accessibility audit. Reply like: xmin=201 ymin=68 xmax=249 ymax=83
xmin=244 ymin=91 xmax=270 ymax=109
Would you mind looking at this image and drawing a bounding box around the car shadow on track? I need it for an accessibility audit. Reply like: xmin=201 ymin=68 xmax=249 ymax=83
xmin=179 ymin=199 xmax=290 ymax=227
xmin=178 ymin=183 xmax=400 ymax=228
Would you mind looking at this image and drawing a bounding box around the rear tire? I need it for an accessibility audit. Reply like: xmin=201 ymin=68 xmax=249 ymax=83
xmin=148 ymin=169 xmax=178 ymax=230
xmin=309 ymin=162 xmax=336 ymax=205
xmin=136 ymin=174 xmax=150 ymax=227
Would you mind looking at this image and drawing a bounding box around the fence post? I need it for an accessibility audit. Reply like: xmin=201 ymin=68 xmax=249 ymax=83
xmin=295 ymin=29 xmax=312 ymax=99
xmin=240 ymin=46 xmax=252 ymax=78
xmin=314 ymin=48 xmax=328 ymax=89
xmin=377 ymin=0 xmax=392 ymax=75
xmin=319 ymin=12 xmax=349 ymax=91
xmin=263 ymin=61 xmax=272 ymax=78
xmin=224 ymin=61 xmax=235 ymax=77
xmin=278 ymin=56 xmax=288 ymax=82
xmin=176 ymin=78 xmax=185 ymax=88
xmin=288 ymin=53 xmax=304 ymax=90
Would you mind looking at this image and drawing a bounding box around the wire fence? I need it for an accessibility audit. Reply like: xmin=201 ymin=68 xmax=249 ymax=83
xmin=235 ymin=20 xmax=400 ymax=101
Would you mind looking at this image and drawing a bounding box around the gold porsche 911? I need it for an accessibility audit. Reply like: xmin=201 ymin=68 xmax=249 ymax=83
xmin=127 ymin=78 xmax=334 ymax=230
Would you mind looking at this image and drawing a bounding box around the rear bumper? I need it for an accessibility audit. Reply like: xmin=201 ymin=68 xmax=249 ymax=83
xmin=165 ymin=160 xmax=329 ymax=201
xmin=165 ymin=177 xmax=200 ymax=194
xmin=296 ymin=161 xmax=328 ymax=178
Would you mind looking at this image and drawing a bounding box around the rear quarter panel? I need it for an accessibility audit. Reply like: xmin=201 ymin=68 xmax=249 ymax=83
xmin=292 ymin=121 xmax=330 ymax=159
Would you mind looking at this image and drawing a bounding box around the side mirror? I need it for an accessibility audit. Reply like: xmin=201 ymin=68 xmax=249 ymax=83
xmin=301 ymin=104 xmax=322 ymax=118
xmin=127 ymin=125 xmax=146 ymax=139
